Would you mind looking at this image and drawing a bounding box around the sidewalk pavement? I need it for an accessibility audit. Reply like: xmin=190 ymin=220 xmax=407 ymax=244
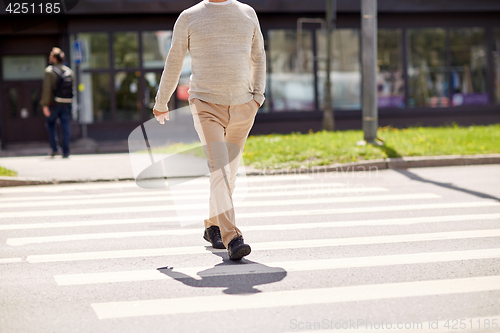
xmin=0 ymin=139 xmax=128 ymax=157
xmin=1 ymin=150 xmax=499 ymax=187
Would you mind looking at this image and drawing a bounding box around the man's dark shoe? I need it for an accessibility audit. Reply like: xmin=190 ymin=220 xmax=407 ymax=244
xmin=203 ymin=226 xmax=225 ymax=249
xmin=227 ymin=236 xmax=251 ymax=260
xmin=48 ymin=150 xmax=59 ymax=158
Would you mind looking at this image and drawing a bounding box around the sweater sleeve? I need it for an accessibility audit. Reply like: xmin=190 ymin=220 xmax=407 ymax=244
xmin=250 ymin=10 xmax=266 ymax=107
xmin=153 ymin=11 xmax=189 ymax=112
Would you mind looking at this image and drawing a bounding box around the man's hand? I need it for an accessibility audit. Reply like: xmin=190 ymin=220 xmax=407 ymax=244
xmin=43 ymin=106 xmax=51 ymax=117
xmin=153 ymin=109 xmax=169 ymax=124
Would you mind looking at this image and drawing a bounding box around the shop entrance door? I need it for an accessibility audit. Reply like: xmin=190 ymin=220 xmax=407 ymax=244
xmin=2 ymin=80 xmax=47 ymax=143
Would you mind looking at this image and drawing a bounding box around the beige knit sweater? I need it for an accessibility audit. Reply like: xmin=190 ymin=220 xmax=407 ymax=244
xmin=153 ymin=0 xmax=266 ymax=111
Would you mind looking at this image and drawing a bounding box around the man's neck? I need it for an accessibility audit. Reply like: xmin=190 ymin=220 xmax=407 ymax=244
xmin=208 ymin=0 xmax=227 ymax=2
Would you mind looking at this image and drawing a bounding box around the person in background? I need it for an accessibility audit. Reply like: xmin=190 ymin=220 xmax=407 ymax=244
xmin=40 ymin=47 xmax=75 ymax=158
xmin=153 ymin=0 xmax=266 ymax=260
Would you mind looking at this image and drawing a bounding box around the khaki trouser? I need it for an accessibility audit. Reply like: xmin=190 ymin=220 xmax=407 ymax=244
xmin=188 ymin=97 xmax=259 ymax=247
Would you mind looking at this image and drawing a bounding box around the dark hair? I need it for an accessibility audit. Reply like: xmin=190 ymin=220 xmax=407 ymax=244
xmin=51 ymin=47 xmax=65 ymax=63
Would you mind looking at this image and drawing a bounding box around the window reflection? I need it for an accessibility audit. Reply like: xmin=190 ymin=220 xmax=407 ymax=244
xmin=142 ymin=31 xmax=172 ymax=69
xmin=144 ymin=72 xmax=176 ymax=116
xmin=407 ymin=28 xmax=447 ymax=107
xmin=495 ymin=29 xmax=500 ymax=104
xmin=317 ymin=29 xmax=361 ymax=110
xmin=77 ymin=32 xmax=109 ymax=69
xmin=115 ymin=72 xmax=140 ymax=121
xmin=81 ymin=73 xmax=111 ymax=122
xmin=450 ymin=28 xmax=488 ymax=106
xmin=31 ymin=86 xmax=41 ymax=117
xmin=268 ymin=30 xmax=315 ymax=112
xmin=378 ymin=29 xmax=404 ymax=108
xmin=8 ymin=88 xmax=18 ymax=119
xmin=113 ymin=32 xmax=139 ymax=69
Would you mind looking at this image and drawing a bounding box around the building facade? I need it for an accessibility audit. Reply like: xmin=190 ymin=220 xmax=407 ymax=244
xmin=1 ymin=0 xmax=499 ymax=146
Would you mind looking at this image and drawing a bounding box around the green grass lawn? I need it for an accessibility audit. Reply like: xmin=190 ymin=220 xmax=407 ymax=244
xmin=0 ymin=166 xmax=17 ymax=177
xmin=243 ymin=124 xmax=500 ymax=169
xmin=145 ymin=124 xmax=500 ymax=169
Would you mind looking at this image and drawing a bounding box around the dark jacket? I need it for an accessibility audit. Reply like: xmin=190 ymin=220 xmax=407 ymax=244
xmin=40 ymin=63 xmax=76 ymax=107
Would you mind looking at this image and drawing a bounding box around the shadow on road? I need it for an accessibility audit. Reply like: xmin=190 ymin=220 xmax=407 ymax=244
xmin=157 ymin=247 xmax=287 ymax=295
xmin=394 ymin=168 xmax=500 ymax=202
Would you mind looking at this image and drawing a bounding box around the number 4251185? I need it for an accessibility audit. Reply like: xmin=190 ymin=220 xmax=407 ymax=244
xmin=5 ymin=2 xmax=61 ymax=14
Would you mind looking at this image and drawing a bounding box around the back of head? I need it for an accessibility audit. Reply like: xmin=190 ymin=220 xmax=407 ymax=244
xmin=51 ymin=47 xmax=65 ymax=64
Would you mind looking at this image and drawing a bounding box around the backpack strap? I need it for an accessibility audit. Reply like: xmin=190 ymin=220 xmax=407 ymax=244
xmin=52 ymin=66 xmax=63 ymax=77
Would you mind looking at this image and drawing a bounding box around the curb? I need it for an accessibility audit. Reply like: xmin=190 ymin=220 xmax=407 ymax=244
xmin=1 ymin=154 xmax=499 ymax=187
xmin=244 ymin=154 xmax=500 ymax=176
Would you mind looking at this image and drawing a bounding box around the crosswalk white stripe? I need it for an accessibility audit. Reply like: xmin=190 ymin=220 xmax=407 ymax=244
xmin=0 ymin=187 xmax=388 ymax=209
xmin=8 ymin=213 xmax=500 ymax=246
xmin=0 ymin=182 xmax=139 ymax=194
xmin=1 ymin=202 xmax=497 ymax=231
xmin=0 ymin=182 xmax=348 ymax=203
xmin=0 ymin=258 xmax=22 ymax=264
xmin=90 ymin=275 xmax=500 ymax=318
xmin=0 ymin=174 xmax=314 ymax=195
xmin=54 ymin=248 xmax=500 ymax=285
xmin=0 ymin=193 xmax=440 ymax=218
xmin=18 ymin=228 xmax=500 ymax=263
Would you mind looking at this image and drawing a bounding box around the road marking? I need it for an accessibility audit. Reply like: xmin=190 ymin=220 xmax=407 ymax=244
xmin=0 ymin=257 xmax=22 ymax=264
xmin=54 ymin=248 xmax=500 ymax=285
xmin=0 ymin=182 xmax=139 ymax=194
xmin=0 ymin=187 xmax=387 ymax=209
xmin=0 ymin=174 xmax=314 ymax=195
xmin=0 ymin=193 xmax=440 ymax=218
xmin=90 ymin=275 xmax=500 ymax=318
xmin=0 ymin=182 xmax=347 ymax=203
xmin=0 ymin=202 xmax=497 ymax=231
xmin=20 ymin=228 xmax=500 ymax=263
xmin=8 ymin=213 xmax=500 ymax=246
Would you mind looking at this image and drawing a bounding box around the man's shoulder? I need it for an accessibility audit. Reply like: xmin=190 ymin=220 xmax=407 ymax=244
xmin=61 ymin=65 xmax=74 ymax=74
xmin=45 ymin=65 xmax=54 ymax=74
xmin=182 ymin=1 xmax=205 ymax=16
xmin=234 ymin=1 xmax=256 ymax=14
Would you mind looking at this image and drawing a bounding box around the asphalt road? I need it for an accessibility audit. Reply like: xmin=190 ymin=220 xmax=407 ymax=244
xmin=0 ymin=164 xmax=499 ymax=333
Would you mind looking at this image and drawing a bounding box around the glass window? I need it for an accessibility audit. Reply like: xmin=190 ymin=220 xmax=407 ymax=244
xmin=115 ymin=71 xmax=140 ymax=121
xmin=30 ymin=86 xmax=42 ymax=117
xmin=495 ymin=29 xmax=500 ymax=104
xmin=450 ymin=28 xmax=488 ymax=106
xmin=113 ymin=32 xmax=139 ymax=69
xmin=81 ymin=73 xmax=112 ymax=122
xmin=2 ymin=55 xmax=46 ymax=81
xmin=142 ymin=31 xmax=172 ymax=69
xmin=77 ymin=32 xmax=110 ymax=69
xmin=317 ymin=29 xmax=361 ymax=110
xmin=144 ymin=72 xmax=176 ymax=116
xmin=378 ymin=29 xmax=404 ymax=108
xmin=8 ymin=87 xmax=18 ymax=119
xmin=407 ymin=28 xmax=447 ymax=107
xmin=268 ymin=30 xmax=315 ymax=112
xmin=177 ymin=53 xmax=192 ymax=109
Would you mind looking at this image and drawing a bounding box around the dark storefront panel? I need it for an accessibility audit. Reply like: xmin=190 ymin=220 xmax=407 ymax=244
xmin=0 ymin=2 xmax=499 ymax=144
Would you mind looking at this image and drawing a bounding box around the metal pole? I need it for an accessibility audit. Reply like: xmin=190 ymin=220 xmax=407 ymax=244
xmin=361 ymin=0 xmax=378 ymax=143
xmin=322 ymin=0 xmax=334 ymax=131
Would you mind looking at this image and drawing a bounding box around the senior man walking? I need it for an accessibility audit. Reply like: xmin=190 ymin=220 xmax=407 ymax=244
xmin=153 ymin=0 xmax=266 ymax=260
